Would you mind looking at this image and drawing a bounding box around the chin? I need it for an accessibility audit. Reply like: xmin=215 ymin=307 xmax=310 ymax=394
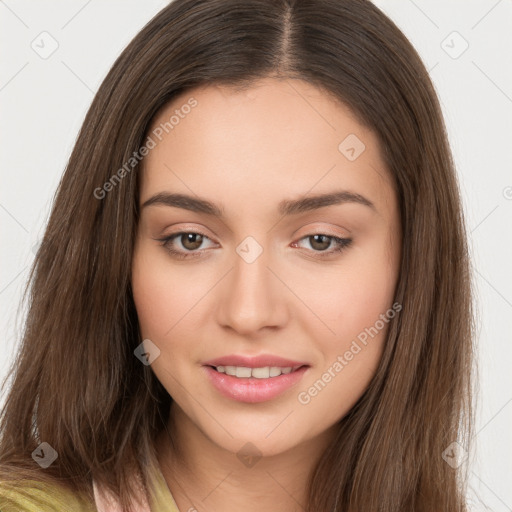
xmin=199 ymin=418 xmax=310 ymax=460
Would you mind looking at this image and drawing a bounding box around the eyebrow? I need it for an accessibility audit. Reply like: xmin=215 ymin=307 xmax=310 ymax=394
xmin=141 ymin=190 xmax=376 ymax=217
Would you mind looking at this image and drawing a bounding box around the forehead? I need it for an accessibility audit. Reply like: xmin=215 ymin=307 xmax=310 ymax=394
xmin=140 ymin=78 xmax=393 ymax=214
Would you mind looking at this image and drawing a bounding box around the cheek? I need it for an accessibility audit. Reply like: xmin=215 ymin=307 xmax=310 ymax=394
xmin=131 ymin=248 xmax=209 ymax=403
xmin=293 ymin=277 xmax=397 ymax=430
xmin=289 ymin=232 xmax=398 ymax=412
xmin=131 ymin=245 xmax=203 ymax=342
xmin=339 ymin=261 xmax=396 ymax=339
xmin=292 ymin=238 xmax=398 ymax=347
xmin=293 ymin=232 xmax=399 ymax=424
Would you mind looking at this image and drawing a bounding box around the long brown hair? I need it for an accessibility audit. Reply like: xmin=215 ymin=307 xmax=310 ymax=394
xmin=0 ymin=0 xmax=474 ymax=510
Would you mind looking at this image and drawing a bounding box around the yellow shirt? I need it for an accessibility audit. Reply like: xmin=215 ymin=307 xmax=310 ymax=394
xmin=0 ymin=463 xmax=180 ymax=512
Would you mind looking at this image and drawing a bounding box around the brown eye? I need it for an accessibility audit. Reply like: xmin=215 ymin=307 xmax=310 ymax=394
xmin=156 ymin=230 xmax=215 ymax=260
xmin=293 ymin=233 xmax=353 ymax=258
xmin=308 ymin=234 xmax=331 ymax=251
xmin=179 ymin=233 xmax=204 ymax=251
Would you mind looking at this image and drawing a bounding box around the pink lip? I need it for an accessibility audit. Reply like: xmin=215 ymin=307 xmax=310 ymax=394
xmin=202 ymin=365 xmax=310 ymax=404
xmin=202 ymin=354 xmax=308 ymax=368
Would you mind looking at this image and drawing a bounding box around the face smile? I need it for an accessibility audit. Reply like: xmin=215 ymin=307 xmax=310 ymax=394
xmin=131 ymin=77 xmax=401 ymax=458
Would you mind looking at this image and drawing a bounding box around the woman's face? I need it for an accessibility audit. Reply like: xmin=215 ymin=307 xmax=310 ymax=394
xmin=132 ymin=78 xmax=401 ymax=457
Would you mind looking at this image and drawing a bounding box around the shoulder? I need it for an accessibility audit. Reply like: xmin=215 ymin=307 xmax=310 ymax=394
xmin=0 ymin=479 xmax=96 ymax=512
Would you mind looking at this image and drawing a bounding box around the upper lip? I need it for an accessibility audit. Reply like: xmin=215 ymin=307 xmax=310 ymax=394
xmin=202 ymin=354 xmax=309 ymax=368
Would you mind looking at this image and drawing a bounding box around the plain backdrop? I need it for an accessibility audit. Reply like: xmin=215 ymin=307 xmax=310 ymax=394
xmin=1 ymin=1 xmax=511 ymax=510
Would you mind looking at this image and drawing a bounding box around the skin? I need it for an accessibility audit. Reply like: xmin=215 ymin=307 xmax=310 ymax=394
xmin=131 ymin=77 xmax=401 ymax=512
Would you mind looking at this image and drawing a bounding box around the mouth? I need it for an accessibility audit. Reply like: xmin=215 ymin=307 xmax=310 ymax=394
xmin=202 ymin=364 xmax=310 ymax=403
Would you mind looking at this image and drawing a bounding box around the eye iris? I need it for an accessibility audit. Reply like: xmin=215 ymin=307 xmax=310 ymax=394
xmin=310 ymin=234 xmax=330 ymax=251
xmin=181 ymin=233 xmax=203 ymax=250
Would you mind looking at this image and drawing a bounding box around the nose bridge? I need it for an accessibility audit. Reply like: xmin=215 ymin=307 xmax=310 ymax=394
xmin=216 ymin=235 xmax=285 ymax=334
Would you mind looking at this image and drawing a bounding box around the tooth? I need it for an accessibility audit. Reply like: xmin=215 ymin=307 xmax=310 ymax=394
xmin=236 ymin=366 xmax=252 ymax=378
xmin=251 ymin=366 xmax=270 ymax=379
xmin=269 ymin=367 xmax=282 ymax=377
xmin=225 ymin=366 xmax=236 ymax=376
xmin=218 ymin=365 xmax=298 ymax=378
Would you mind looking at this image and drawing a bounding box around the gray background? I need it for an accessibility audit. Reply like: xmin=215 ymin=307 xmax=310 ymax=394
xmin=1 ymin=1 xmax=511 ymax=509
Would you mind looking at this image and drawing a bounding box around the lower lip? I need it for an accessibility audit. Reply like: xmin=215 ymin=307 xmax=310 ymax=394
xmin=203 ymin=365 xmax=309 ymax=403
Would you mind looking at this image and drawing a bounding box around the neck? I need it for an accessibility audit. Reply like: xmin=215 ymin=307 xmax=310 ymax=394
xmin=156 ymin=403 xmax=337 ymax=512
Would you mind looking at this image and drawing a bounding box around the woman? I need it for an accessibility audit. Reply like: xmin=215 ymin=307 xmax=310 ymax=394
xmin=0 ymin=0 xmax=474 ymax=510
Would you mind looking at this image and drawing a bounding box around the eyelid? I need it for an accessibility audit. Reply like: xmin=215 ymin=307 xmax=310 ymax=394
xmin=294 ymin=222 xmax=351 ymax=238
xmin=155 ymin=228 xmax=216 ymax=257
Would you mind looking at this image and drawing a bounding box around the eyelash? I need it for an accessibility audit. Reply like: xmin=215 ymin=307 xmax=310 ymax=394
xmin=156 ymin=230 xmax=353 ymax=260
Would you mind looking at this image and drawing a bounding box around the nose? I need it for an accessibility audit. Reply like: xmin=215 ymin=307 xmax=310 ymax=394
xmin=215 ymin=242 xmax=288 ymax=336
